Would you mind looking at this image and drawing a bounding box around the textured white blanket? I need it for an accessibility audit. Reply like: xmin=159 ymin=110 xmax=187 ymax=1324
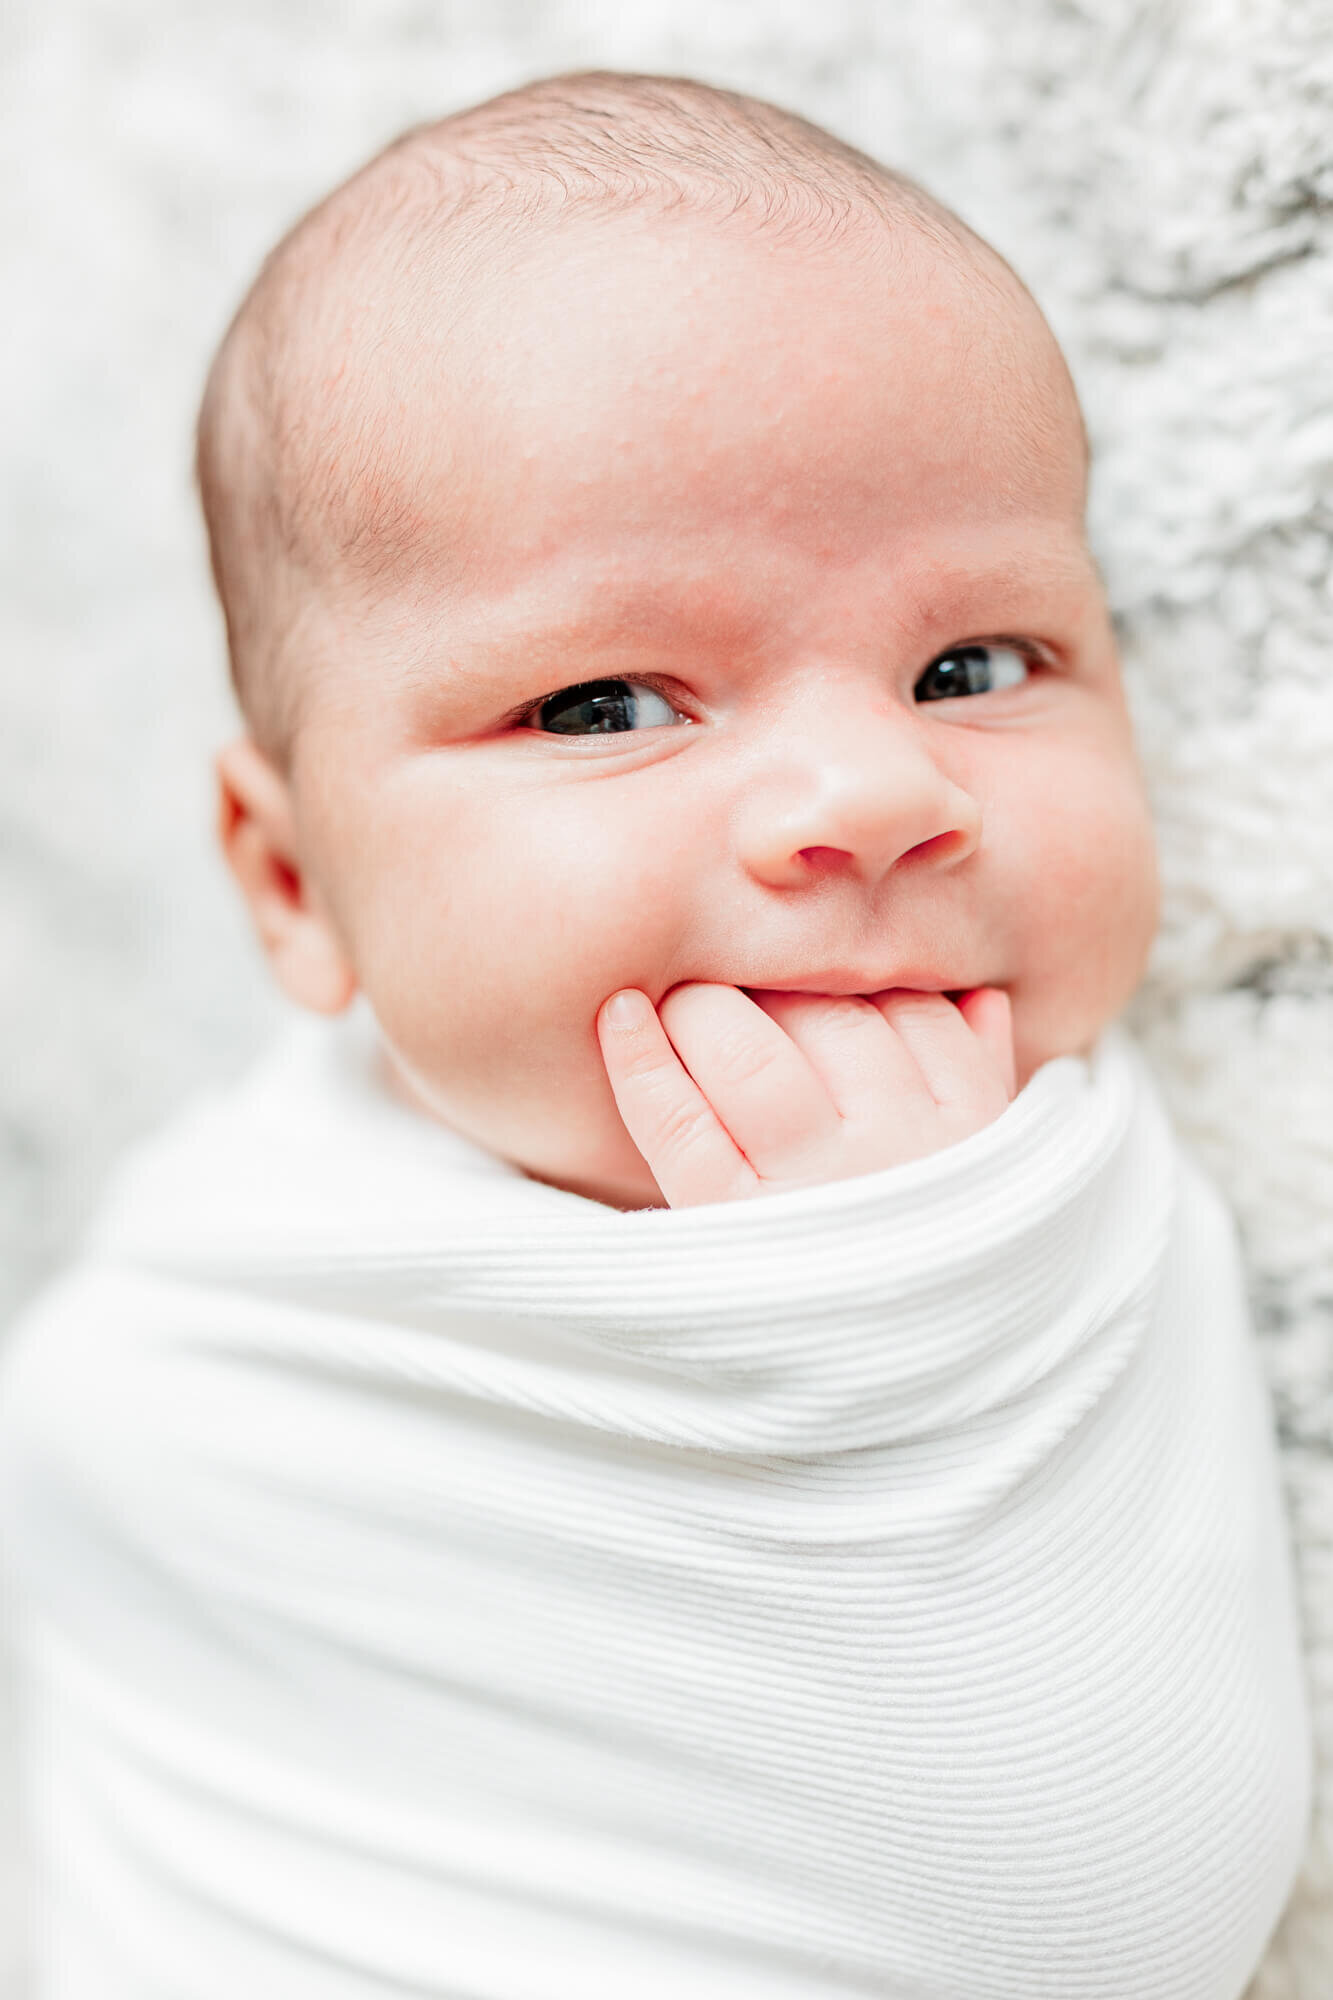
xmin=0 ymin=1012 xmax=1311 ymax=1998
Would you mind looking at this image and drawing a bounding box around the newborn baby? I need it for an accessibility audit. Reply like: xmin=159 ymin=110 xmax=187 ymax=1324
xmin=204 ymin=77 xmax=1141 ymax=1211
xmin=0 ymin=71 xmax=1312 ymax=2000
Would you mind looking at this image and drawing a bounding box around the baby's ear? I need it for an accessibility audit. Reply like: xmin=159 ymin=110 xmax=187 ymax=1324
xmin=215 ymin=737 xmax=356 ymax=1016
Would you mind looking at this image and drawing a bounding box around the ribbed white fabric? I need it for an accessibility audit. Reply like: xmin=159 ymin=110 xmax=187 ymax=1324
xmin=0 ymin=1010 xmax=1311 ymax=2000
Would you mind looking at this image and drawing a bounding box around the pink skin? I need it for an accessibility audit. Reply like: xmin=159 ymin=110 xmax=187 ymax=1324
xmin=596 ymin=982 xmax=1017 ymax=1207
xmin=219 ymin=210 xmax=1160 ymax=1210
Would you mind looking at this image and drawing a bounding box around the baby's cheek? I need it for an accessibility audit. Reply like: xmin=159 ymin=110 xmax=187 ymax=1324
xmin=1068 ymin=764 xmax=1159 ymax=966
xmin=360 ymin=830 xmax=656 ymax=1078
xmin=1007 ymin=768 xmax=1159 ymax=1077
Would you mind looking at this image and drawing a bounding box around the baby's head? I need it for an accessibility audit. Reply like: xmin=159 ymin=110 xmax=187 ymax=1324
xmin=200 ymin=71 xmax=1158 ymax=1208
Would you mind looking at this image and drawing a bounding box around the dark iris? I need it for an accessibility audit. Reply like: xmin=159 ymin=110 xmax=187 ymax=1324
xmin=536 ymin=679 xmax=643 ymax=733
xmin=914 ymin=646 xmax=995 ymax=701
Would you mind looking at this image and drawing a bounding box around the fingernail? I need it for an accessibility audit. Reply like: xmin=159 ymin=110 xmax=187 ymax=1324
xmin=602 ymin=990 xmax=645 ymax=1030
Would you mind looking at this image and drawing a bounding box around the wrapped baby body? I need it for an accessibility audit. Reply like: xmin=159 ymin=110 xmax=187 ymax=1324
xmin=0 ymin=1008 xmax=1310 ymax=1998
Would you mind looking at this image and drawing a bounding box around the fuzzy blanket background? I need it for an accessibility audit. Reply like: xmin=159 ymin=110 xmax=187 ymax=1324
xmin=2 ymin=0 xmax=1330 ymax=1992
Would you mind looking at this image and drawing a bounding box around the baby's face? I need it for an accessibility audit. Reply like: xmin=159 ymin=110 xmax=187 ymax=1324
xmin=279 ymin=213 xmax=1158 ymax=1207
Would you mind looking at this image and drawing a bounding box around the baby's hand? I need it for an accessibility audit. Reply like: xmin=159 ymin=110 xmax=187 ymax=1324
xmin=596 ymin=984 xmax=1017 ymax=1208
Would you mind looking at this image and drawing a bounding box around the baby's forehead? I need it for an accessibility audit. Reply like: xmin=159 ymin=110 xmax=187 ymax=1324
xmin=228 ymin=90 xmax=1010 ymax=487
xmin=270 ymin=195 xmax=1061 ymax=576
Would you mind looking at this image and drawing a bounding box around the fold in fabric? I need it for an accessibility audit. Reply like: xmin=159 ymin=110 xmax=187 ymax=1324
xmin=0 ymin=1009 xmax=1312 ymax=1999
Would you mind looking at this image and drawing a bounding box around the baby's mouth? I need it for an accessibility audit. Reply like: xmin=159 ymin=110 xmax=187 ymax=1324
xmin=742 ymin=978 xmax=967 ymax=1002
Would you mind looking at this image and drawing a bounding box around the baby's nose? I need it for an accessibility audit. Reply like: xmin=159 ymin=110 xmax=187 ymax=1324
xmin=732 ymin=704 xmax=982 ymax=891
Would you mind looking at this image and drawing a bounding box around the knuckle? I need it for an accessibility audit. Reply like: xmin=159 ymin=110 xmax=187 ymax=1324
xmin=711 ymin=1027 xmax=781 ymax=1090
xmin=620 ymin=1042 xmax=674 ymax=1085
xmin=653 ymin=1097 xmax=718 ymax=1159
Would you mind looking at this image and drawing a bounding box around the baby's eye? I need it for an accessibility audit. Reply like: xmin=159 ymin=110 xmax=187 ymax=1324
xmin=913 ymin=644 xmax=1032 ymax=702
xmin=530 ymin=678 xmax=688 ymax=735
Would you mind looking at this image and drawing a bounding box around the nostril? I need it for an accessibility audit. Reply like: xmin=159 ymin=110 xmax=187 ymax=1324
xmin=797 ymin=845 xmax=853 ymax=874
xmin=907 ymin=829 xmax=973 ymax=865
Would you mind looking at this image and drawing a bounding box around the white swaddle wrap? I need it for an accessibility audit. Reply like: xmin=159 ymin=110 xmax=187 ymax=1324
xmin=0 ymin=1010 xmax=1310 ymax=1999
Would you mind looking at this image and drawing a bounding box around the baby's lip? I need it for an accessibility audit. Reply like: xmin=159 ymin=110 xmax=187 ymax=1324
xmin=742 ymin=975 xmax=962 ymax=999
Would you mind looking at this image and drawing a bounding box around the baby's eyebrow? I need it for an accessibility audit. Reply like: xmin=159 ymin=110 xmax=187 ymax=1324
xmin=896 ymin=542 xmax=1100 ymax=607
xmin=411 ymin=580 xmax=777 ymax=684
xmin=488 ymin=576 xmax=777 ymax=646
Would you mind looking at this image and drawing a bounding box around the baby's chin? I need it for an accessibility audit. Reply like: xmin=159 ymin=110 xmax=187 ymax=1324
xmin=376 ymin=1034 xmax=666 ymax=1205
xmin=505 ymin=1111 xmax=667 ymax=1209
xmin=1009 ymin=1000 xmax=1107 ymax=1095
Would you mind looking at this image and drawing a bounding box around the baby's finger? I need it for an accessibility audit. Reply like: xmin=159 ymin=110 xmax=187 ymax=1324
xmin=869 ymin=989 xmax=1006 ymax=1111
xmin=745 ymin=990 xmax=924 ymax=1123
xmin=596 ymin=990 xmax=756 ymax=1207
xmin=656 ymin=983 xmax=840 ymax=1173
xmin=955 ymin=986 xmax=1018 ymax=1100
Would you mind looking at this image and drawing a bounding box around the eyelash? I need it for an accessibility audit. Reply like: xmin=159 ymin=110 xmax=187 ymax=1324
xmin=511 ymin=639 xmax=1050 ymax=730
